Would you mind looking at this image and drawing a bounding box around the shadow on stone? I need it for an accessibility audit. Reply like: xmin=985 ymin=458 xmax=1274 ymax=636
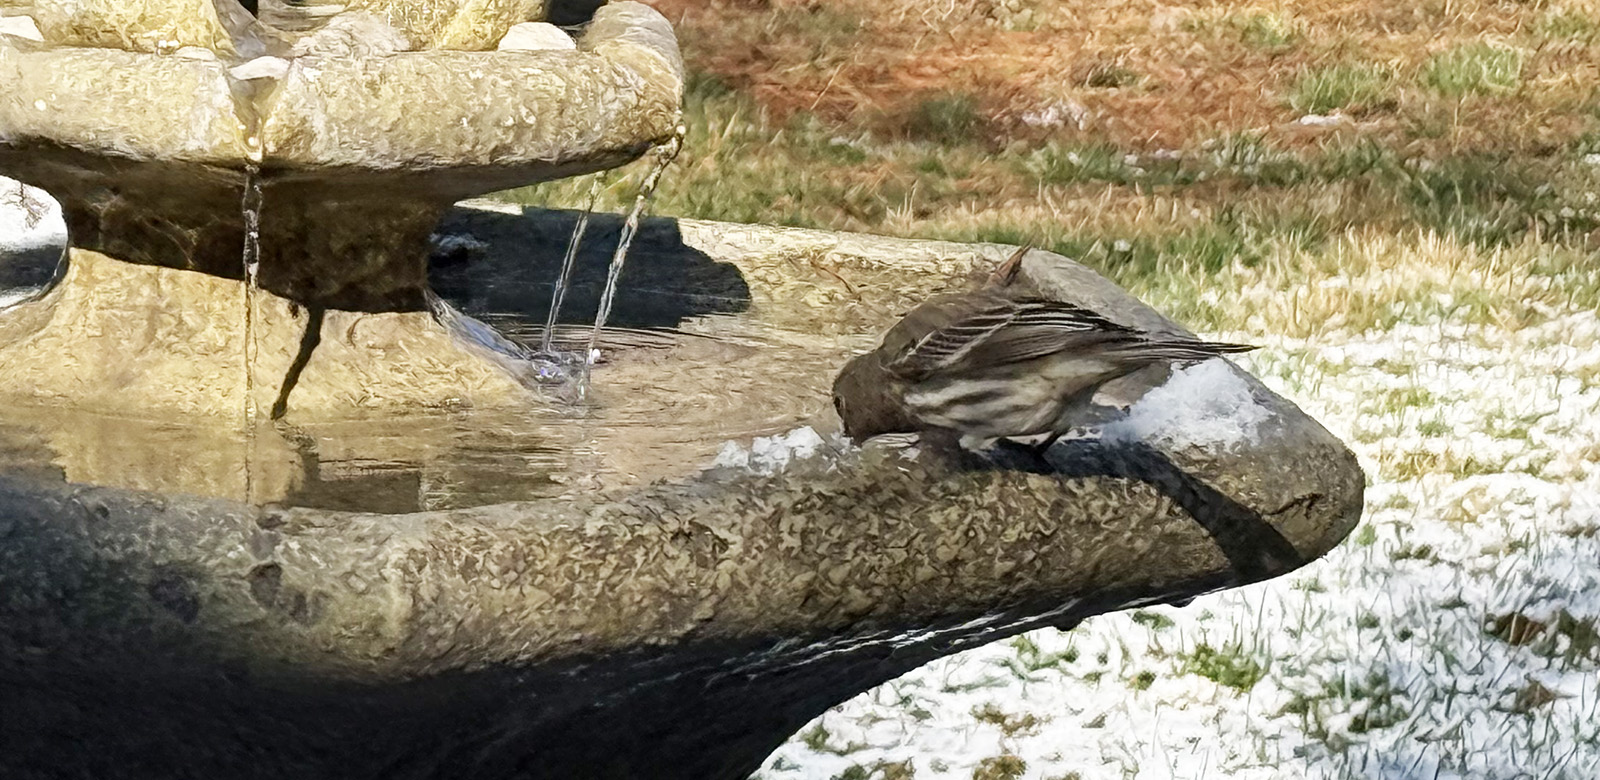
xmin=430 ymin=206 xmax=755 ymax=331
xmin=1041 ymin=439 xmax=1308 ymax=578
xmin=0 ymin=470 xmax=1271 ymax=780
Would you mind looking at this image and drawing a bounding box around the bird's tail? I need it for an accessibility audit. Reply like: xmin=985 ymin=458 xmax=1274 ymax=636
xmin=985 ymin=244 xmax=1032 ymax=288
xmin=1110 ymin=337 xmax=1257 ymax=363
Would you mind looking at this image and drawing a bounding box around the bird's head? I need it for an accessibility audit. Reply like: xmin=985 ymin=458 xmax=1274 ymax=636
xmin=831 ymin=352 xmax=916 ymax=442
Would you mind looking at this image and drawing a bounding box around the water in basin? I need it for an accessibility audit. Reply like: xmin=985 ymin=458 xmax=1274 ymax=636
xmin=0 ymin=192 xmax=927 ymax=513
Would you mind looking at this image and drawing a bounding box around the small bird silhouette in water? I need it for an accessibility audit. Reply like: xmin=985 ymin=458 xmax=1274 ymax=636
xmin=832 ymin=247 xmax=1255 ymax=450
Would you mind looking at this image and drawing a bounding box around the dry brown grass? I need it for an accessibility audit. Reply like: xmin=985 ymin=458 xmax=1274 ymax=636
xmin=508 ymin=0 xmax=1600 ymax=334
xmin=647 ymin=0 xmax=1600 ymax=152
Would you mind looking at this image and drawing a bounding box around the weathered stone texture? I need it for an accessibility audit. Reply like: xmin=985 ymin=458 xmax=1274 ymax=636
xmin=0 ymin=2 xmax=684 ymax=416
xmin=0 ymin=43 xmax=247 ymax=163
xmin=0 ymin=399 xmax=1359 ymax=777
xmin=347 ymin=0 xmax=548 ymax=50
xmin=30 ymin=0 xmax=235 ymax=54
xmin=0 ymin=249 xmax=529 ymax=418
xmin=0 ymin=3 xmax=1363 ymax=773
xmin=1 ymin=3 xmax=681 ymax=178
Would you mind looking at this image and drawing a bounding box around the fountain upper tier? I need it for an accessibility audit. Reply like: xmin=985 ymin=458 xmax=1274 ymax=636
xmin=1 ymin=0 xmax=680 ymax=177
xmin=0 ymin=0 xmax=682 ymax=309
xmin=0 ymin=0 xmax=682 ymax=417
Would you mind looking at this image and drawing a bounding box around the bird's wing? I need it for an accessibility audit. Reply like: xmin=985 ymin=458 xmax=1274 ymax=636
xmin=887 ymin=296 xmax=1143 ymax=379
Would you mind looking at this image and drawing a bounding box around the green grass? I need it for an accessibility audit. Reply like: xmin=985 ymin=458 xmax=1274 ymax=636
xmin=1011 ymin=134 xmax=1591 ymax=259
xmin=512 ymin=67 xmax=1600 ymax=254
xmin=1131 ymin=610 xmax=1176 ymax=630
xmin=1182 ymin=642 xmax=1267 ymax=691
xmin=1290 ymin=63 xmax=1393 ymax=114
xmin=799 ymin=723 xmax=869 ymax=756
xmin=1188 ymin=11 xmax=1301 ymax=50
xmin=1375 ymin=385 xmax=1440 ymax=415
xmin=1236 ymin=12 xmax=1299 ymax=49
xmin=800 ymin=724 xmax=831 ymax=752
xmin=1336 ymin=670 xmax=1410 ymax=733
xmin=1078 ymin=61 xmax=1142 ymax=89
xmin=1002 ymin=635 xmax=1079 ymax=676
xmin=501 ymin=58 xmax=1600 ymax=344
xmin=1353 ymin=525 xmax=1378 ymax=546
xmin=1537 ymin=9 xmax=1598 ymax=40
xmin=1019 ymin=133 xmax=1313 ymax=190
xmin=903 ymin=92 xmax=985 ymax=145
xmin=971 ymin=703 xmax=1042 ymax=736
xmin=1420 ymin=43 xmax=1524 ymax=96
xmin=830 ymin=761 xmax=915 ymax=780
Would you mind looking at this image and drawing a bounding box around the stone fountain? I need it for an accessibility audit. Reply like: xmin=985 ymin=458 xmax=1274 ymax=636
xmin=0 ymin=0 xmax=681 ymax=419
xmin=0 ymin=1 xmax=1365 ymax=778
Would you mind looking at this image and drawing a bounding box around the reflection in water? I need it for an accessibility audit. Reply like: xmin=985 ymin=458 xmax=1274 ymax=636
xmin=0 ymin=284 xmax=875 ymax=512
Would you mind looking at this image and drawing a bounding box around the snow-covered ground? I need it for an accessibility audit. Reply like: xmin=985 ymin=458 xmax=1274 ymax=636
xmin=0 ymin=178 xmax=64 ymax=253
xmin=0 ymin=178 xmax=66 ymax=310
xmin=759 ymin=312 xmax=1600 ymax=778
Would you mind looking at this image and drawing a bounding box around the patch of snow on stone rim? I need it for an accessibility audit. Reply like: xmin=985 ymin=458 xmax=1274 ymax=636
xmin=229 ymin=56 xmax=291 ymax=82
xmin=0 ymin=15 xmax=44 ymax=42
xmin=1102 ymin=358 xmax=1270 ymax=452
xmin=0 ymin=178 xmax=66 ymax=253
xmin=497 ymin=22 xmax=578 ymax=52
xmin=712 ymin=426 xmax=832 ymax=475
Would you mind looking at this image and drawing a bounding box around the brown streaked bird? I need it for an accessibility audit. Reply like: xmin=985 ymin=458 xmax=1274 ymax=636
xmin=832 ymin=286 xmax=1256 ymax=449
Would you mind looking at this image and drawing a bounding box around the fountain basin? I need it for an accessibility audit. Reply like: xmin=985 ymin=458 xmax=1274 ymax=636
xmin=0 ymin=207 xmax=1365 ymax=779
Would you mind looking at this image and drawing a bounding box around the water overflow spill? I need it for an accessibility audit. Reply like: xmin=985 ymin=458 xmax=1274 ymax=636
xmin=240 ymin=168 xmax=264 ymax=502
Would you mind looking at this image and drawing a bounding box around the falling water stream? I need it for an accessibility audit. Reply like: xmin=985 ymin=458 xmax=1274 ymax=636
xmin=585 ymin=131 xmax=684 ymax=367
xmin=240 ymin=167 xmax=264 ymax=502
xmin=540 ymin=172 xmax=607 ymax=355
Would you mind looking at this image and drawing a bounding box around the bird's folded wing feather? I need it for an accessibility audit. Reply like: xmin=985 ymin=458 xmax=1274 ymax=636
xmin=888 ymin=297 xmax=1143 ymax=379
